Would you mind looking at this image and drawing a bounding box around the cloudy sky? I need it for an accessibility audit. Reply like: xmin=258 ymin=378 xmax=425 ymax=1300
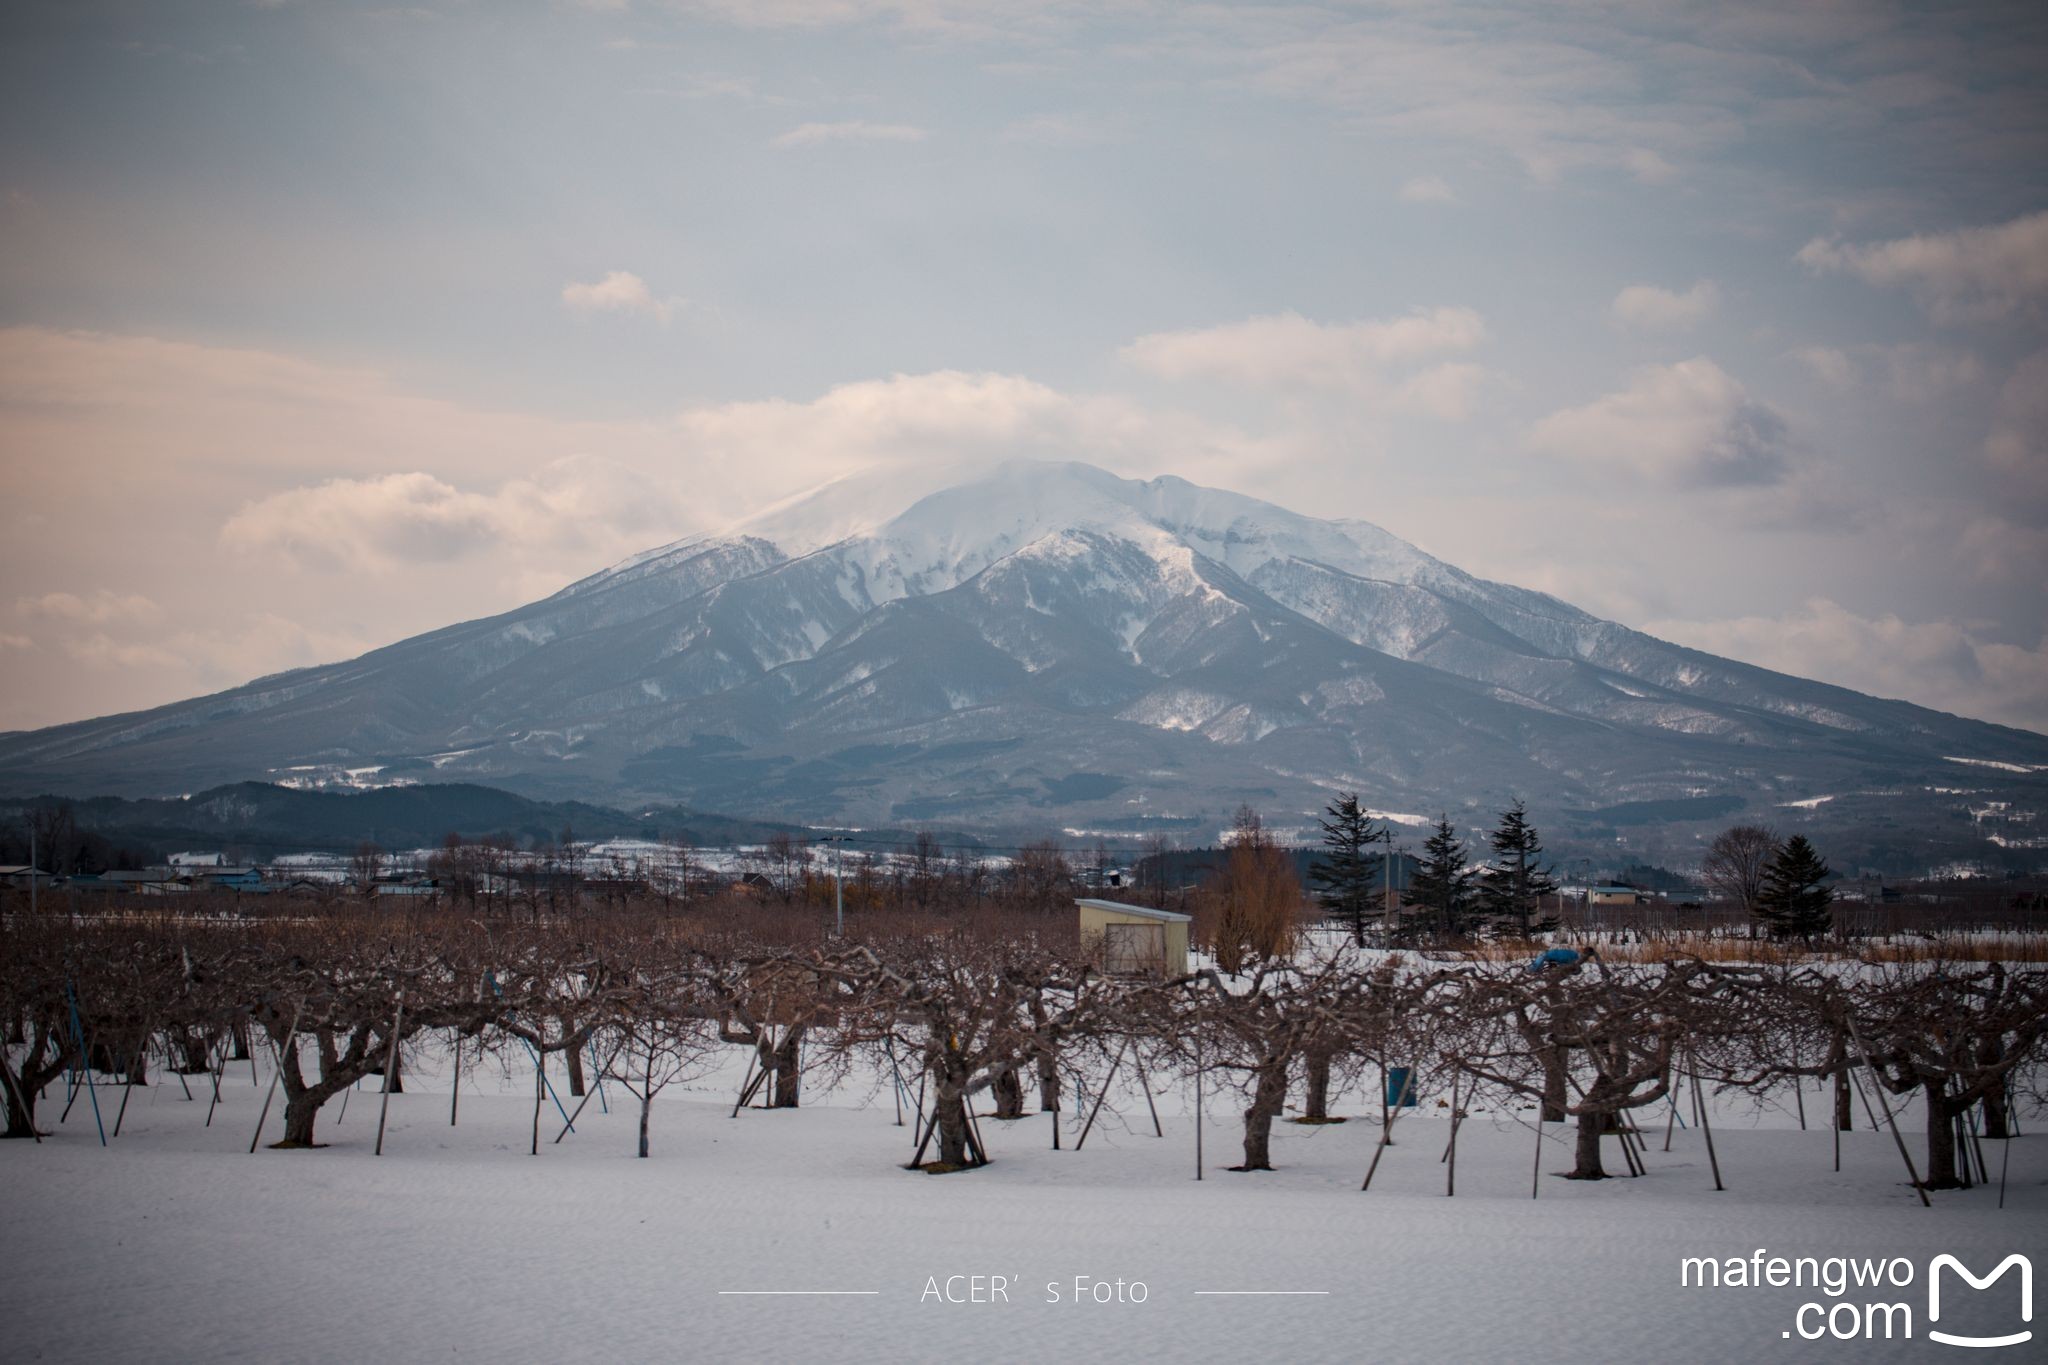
xmin=2 ymin=0 xmax=2045 ymax=735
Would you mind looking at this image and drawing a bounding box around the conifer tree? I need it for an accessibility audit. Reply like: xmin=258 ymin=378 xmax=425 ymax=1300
xmin=1308 ymin=792 xmax=1386 ymax=945
xmin=1405 ymin=814 xmax=1476 ymax=940
xmin=1756 ymin=834 xmax=1834 ymax=939
xmin=1478 ymin=800 xmax=1560 ymax=937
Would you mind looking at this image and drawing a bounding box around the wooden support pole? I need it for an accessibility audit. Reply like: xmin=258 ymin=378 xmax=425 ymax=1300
xmin=204 ymin=1033 xmax=227 ymax=1128
xmin=964 ymin=1096 xmax=990 ymax=1167
xmin=249 ymin=999 xmax=301 ymax=1154
xmin=112 ymin=1020 xmax=147 ymax=1139
xmin=1360 ymin=1065 xmax=1416 ymax=1192
xmin=1445 ymin=1067 xmax=1461 ymax=1197
xmin=1845 ymin=1017 xmax=1930 ymax=1208
xmin=884 ymin=1039 xmax=906 ymax=1127
xmin=1074 ymin=1037 xmax=1128 ymax=1152
xmin=374 ymin=994 xmax=404 ymax=1157
xmin=907 ymin=1094 xmax=938 ymax=1170
xmin=1689 ymin=1057 xmax=1723 ymax=1192
xmin=555 ymin=1037 xmax=627 ymax=1143
xmin=1130 ymin=1040 xmax=1163 ymax=1138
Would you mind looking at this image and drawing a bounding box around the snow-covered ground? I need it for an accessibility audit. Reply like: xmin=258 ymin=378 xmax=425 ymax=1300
xmin=4 ymin=1044 xmax=2041 ymax=1364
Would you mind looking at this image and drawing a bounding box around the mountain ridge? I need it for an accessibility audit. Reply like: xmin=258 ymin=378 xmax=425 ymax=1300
xmin=3 ymin=461 xmax=2043 ymax=866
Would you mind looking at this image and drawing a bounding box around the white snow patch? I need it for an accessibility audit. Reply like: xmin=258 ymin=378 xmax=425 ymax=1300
xmin=1946 ymin=755 xmax=2048 ymax=774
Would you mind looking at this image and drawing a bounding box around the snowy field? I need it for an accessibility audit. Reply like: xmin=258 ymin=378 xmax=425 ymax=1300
xmin=4 ymin=1047 xmax=2042 ymax=1364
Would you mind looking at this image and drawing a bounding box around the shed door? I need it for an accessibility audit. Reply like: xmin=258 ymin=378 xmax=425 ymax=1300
xmin=1103 ymin=922 xmax=1166 ymax=975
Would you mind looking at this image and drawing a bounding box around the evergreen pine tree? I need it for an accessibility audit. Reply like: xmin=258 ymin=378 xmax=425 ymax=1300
xmin=1478 ymin=799 xmax=1560 ymax=937
xmin=1405 ymin=814 xmax=1476 ymax=940
xmin=1308 ymin=792 xmax=1386 ymax=945
xmin=1755 ymin=835 xmax=1834 ymax=940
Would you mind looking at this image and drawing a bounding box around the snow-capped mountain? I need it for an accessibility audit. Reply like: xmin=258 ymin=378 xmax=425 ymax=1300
xmin=5 ymin=461 xmax=2045 ymax=855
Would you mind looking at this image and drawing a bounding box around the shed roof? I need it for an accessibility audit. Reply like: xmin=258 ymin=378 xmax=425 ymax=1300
xmin=1075 ymin=897 xmax=1192 ymax=923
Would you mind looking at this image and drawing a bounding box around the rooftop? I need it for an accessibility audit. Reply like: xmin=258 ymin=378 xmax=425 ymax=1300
xmin=1074 ymin=897 xmax=1193 ymax=923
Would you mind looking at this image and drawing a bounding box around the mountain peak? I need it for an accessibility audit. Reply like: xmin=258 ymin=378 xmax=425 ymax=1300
xmin=5 ymin=461 xmax=2042 ymax=870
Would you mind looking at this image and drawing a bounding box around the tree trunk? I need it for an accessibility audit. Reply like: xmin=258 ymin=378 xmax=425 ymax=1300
xmin=230 ymin=1019 xmax=252 ymax=1061
xmin=768 ymin=1029 xmax=802 ymax=1109
xmin=1236 ymin=1060 xmax=1289 ymax=1171
xmin=1980 ymin=1088 xmax=2010 ymax=1141
xmin=1922 ymin=1082 xmax=1960 ymax=1190
xmin=930 ymin=1076 xmax=971 ymax=1168
xmin=1569 ymin=1104 xmax=1608 ymax=1180
xmin=1303 ymin=1047 xmax=1332 ymax=1121
xmin=1977 ymin=1039 xmax=2010 ymax=1140
xmin=1035 ymin=1050 xmax=1060 ymax=1112
xmin=990 ymin=1063 xmax=1024 ymax=1120
xmin=566 ymin=1043 xmax=587 ymax=1099
xmin=176 ymin=1029 xmax=213 ymax=1074
xmin=2 ymin=1076 xmax=37 ymax=1138
xmin=1540 ymin=1043 xmax=1569 ymax=1123
xmin=382 ymin=1050 xmax=402 ymax=1094
xmin=1 ymin=1026 xmax=66 ymax=1139
xmin=279 ymin=1088 xmax=331 ymax=1147
xmin=122 ymin=1038 xmax=149 ymax=1087
xmin=638 ymin=1093 xmax=652 ymax=1158
xmin=1833 ymin=1060 xmax=1854 ymax=1133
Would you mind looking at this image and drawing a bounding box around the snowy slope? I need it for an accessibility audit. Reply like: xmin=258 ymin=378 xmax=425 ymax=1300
xmin=3 ymin=460 xmax=2044 ymax=845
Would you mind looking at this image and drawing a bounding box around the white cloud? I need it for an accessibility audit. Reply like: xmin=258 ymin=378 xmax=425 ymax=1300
xmin=1958 ymin=515 xmax=2048 ymax=587
xmin=0 ymin=633 xmax=32 ymax=651
xmin=1648 ymin=599 xmax=2048 ymax=734
xmin=1788 ymin=345 xmax=1855 ymax=388
xmin=560 ymin=270 xmax=681 ymax=324
xmin=17 ymin=589 xmax=159 ymax=624
xmin=1397 ymin=175 xmax=1455 ymax=204
xmin=1796 ymin=210 xmax=2048 ymax=324
xmin=1783 ymin=343 xmax=1983 ymax=401
xmin=220 ymin=456 xmax=696 ymax=574
xmin=770 ymin=120 xmax=929 ymax=149
xmin=1610 ymin=280 xmax=1719 ymax=331
xmin=1984 ymin=350 xmax=2048 ymax=500
xmin=1120 ymin=307 xmax=1487 ymax=411
xmin=667 ymin=369 xmax=1287 ymax=502
xmin=62 ymin=634 xmax=183 ymax=671
xmin=1528 ymin=357 xmax=1789 ymax=486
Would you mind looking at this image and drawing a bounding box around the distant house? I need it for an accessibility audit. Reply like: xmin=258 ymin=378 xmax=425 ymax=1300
xmin=0 ymin=864 xmax=53 ymax=888
xmin=198 ymin=867 xmax=265 ymax=891
xmin=1588 ymin=885 xmax=1651 ymax=907
xmin=79 ymin=868 xmax=186 ymax=895
xmin=1076 ymin=898 xmax=1191 ymax=976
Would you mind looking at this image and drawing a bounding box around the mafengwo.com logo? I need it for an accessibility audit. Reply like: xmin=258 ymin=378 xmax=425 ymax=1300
xmin=1680 ymin=1250 xmax=2032 ymax=1346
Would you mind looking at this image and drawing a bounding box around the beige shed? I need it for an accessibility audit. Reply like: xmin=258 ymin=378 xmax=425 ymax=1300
xmin=1075 ymin=898 xmax=1192 ymax=977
